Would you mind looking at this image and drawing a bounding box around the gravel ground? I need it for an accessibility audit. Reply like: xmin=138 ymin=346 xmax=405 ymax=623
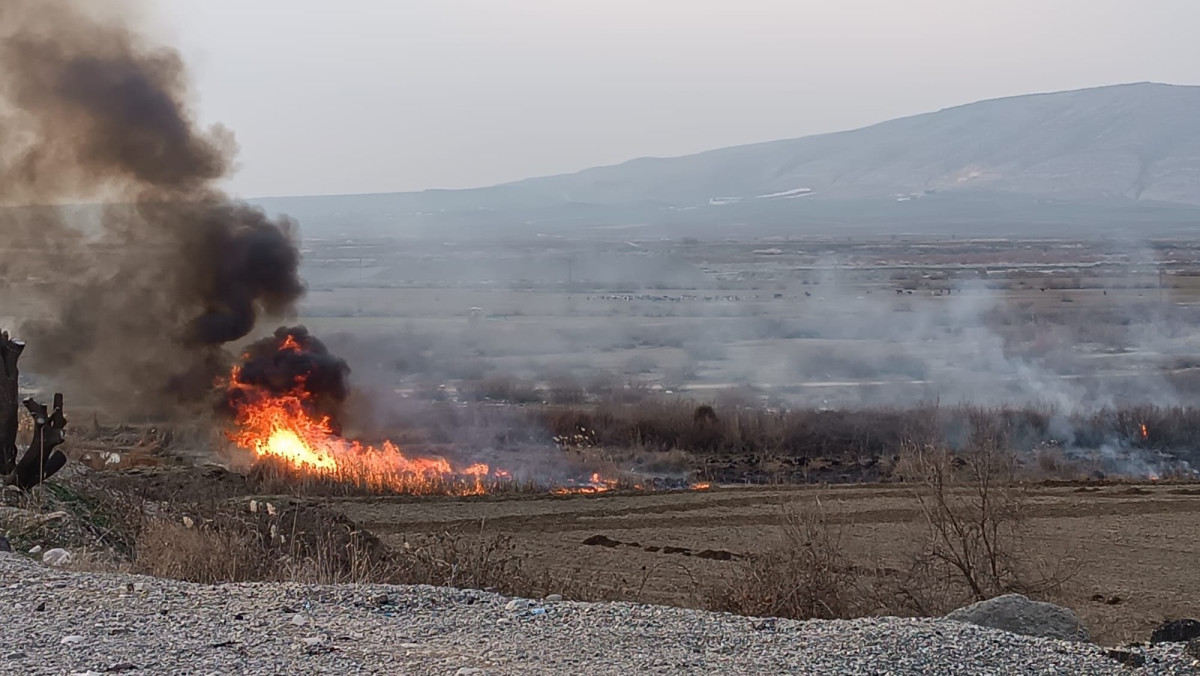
xmin=1 ymin=554 xmax=1194 ymax=675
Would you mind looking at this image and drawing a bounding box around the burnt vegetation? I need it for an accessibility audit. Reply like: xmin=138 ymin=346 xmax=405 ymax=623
xmin=538 ymin=400 xmax=1200 ymax=483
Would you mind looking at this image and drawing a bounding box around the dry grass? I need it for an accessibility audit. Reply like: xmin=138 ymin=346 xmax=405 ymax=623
xmin=706 ymin=497 xmax=864 ymax=619
xmin=707 ymin=444 xmax=1080 ymax=621
xmin=20 ymin=475 xmax=622 ymax=601
xmin=539 ymin=401 xmax=1200 ymax=480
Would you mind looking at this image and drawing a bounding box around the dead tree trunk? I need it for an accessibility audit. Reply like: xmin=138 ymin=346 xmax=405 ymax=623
xmin=1 ymin=331 xmax=24 ymax=475
xmin=0 ymin=331 xmax=68 ymax=489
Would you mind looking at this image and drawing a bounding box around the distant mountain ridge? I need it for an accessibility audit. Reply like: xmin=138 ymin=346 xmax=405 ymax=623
xmin=254 ymin=83 xmax=1200 ymax=236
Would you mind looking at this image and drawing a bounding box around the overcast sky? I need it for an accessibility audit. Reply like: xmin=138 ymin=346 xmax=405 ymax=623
xmin=158 ymin=0 xmax=1200 ymax=198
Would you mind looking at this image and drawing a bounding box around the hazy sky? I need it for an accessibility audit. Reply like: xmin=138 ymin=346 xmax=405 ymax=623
xmin=158 ymin=0 xmax=1199 ymax=198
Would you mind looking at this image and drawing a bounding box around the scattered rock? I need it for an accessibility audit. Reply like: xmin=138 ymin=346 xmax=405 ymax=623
xmin=105 ymin=663 xmax=137 ymax=673
xmin=371 ymin=593 xmax=391 ymax=607
xmin=27 ymin=545 xmax=41 ymax=554
xmin=0 ymin=535 xmax=10 ymax=553
xmin=582 ymin=534 xmax=620 ymax=548
xmin=1104 ymin=649 xmax=1145 ymax=668
xmin=456 ymin=668 xmax=485 ymax=675
xmin=753 ymin=619 xmax=777 ymax=631
xmin=4 ymin=652 xmax=26 ymax=660
xmin=42 ymin=548 xmax=72 ymax=567
xmin=60 ymin=635 xmax=85 ymax=645
xmin=301 ymin=636 xmax=326 ymax=647
xmin=945 ymin=594 xmax=1090 ymax=642
xmin=1185 ymin=639 xmax=1200 ymax=659
xmin=504 ymin=599 xmax=529 ymax=611
xmin=544 ymin=594 xmax=563 ymax=603
xmin=132 ymin=582 xmax=148 ymax=593
xmin=34 ymin=601 xmax=45 ymax=612
xmin=1150 ymin=618 xmax=1200 ymax=644
xmin=290 ymin=614 xmax=309 ymax=626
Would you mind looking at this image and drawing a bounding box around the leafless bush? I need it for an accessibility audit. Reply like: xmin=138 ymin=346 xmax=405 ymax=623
xmin=707 ymin=498 xmax=862 ymax=619
xmin=901 ymin=442 xmax=1078 ymax=603
xmin=708 ymin=444 xmax=1080 ymax=621
xmin=396 ymin=526 xmax=528 ymax=591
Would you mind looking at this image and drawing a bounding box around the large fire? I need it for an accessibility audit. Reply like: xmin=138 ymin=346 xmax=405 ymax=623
xmin=224 ymin=328 xmax=703 ymax=496
xmin=226 ymin=382 xmax=506 ymax=495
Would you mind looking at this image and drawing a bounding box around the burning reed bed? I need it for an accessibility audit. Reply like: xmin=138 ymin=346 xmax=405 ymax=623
xmin=242 ymin=457 xmax=660 ymax=498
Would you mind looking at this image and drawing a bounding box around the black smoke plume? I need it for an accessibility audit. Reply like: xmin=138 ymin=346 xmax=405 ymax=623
xmin=0 ymin=1 xmax=304 ymax=410
xmin=226 ymin=326 xmax=350 ymax=434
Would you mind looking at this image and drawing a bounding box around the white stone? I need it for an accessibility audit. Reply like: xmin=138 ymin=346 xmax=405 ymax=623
xmin=60 ymin=635 xmax=85 ymax=645
xmin=42 ymin=548 xmax=72 ymax=567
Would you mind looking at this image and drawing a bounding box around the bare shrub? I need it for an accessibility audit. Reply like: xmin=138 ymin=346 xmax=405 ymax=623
xmin=902 ymin=442 xmax=1077 ymax=602
xmin=707 ymin=498 xmax=863 ymax=619
xmin=708 ymin=445 xmax=1080 ymax=621
xmin=398 ymin=527 xmax=527 ymax=592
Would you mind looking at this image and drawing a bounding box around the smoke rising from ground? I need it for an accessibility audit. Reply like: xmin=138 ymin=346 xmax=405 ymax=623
xmin=0 ymin=0 xmax=304 ymax=410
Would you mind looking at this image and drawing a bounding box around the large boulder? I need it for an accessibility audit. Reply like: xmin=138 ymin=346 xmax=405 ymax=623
xmin=946 ymin=593 xmax=1090 ymax=642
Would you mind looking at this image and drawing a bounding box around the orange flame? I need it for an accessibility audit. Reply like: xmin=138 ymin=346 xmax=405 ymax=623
xmin=224 ymin=337 xmax=714 ymax=495
xmin=1141 ymin=423 xmax=1149 ymax=440
xmin=228 ymin=388 xmax=499 ymax=495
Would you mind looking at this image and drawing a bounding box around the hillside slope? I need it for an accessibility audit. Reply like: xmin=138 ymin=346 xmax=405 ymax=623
xmin=255 ymin=83 xmax=1200 ymax=235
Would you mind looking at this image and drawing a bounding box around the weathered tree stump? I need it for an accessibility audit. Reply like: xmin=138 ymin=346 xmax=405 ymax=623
xmin=1 ymin=331 xmax=68 ymax=489
xmin=1 ymin=331 xmax=25 ymax=475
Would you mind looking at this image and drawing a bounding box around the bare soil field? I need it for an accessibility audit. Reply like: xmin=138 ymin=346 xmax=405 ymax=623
xmin=326 ymin=481 xmax=1200 ymax=646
